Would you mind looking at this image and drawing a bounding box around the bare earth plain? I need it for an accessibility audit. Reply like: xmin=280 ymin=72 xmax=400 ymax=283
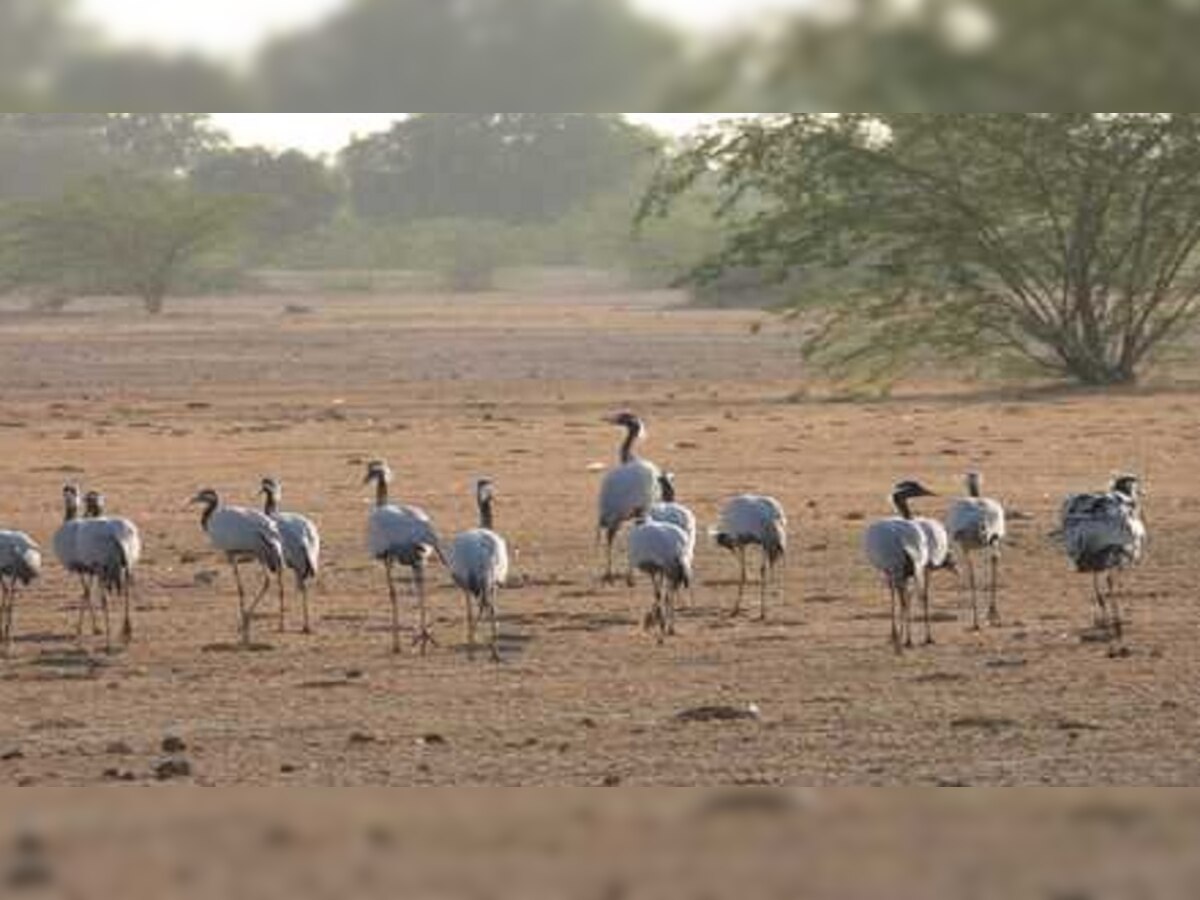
xmin=0 ymin=289 xmax=1197 ymax=787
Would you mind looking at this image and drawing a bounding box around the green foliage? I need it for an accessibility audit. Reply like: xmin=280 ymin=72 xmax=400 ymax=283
xmin=668 ymin=0 xmax=1200 ymax=111
xmin=406 ymin=219 xmax=515 ymax=292
xmin=643 ymin=114 xmax=1200 ymax=386
xmin=341 ymin=114 xmax=662 ymax=226
xmin=190 ymin=147 xmax=342 ymax=259
xmin=0 ymin=172 xmax=252 ymax=313
xmin=256 ymin=0 xmax=679 ymax=110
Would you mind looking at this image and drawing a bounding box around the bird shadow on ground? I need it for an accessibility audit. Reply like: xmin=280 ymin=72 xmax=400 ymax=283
xmin=201 ymin=642 xmax=276 ymax=654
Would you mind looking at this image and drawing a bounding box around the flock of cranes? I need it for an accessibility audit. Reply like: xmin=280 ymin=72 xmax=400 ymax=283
xmin=0 ymin=412 xmax=1149 ymax=662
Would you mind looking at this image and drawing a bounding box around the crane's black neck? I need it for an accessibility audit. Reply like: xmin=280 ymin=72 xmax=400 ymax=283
xmin=619 ymin=421 xmax=642 ymax=464
xmin=967 ymin=479 xmax=982 ymax=499
xmin=893 ymin=493 xmax=914 ymax=520
xmin=478 ymin=495 xmax=495 ymax=531
xmin=85 ymin=497 xmax=104 ymax=518
xmin=659 ymin=476 xmax=676 ymax=503
xmin=199 ymin=497 xmax=219 ymax=531
xmin=62 ymin=496 xmax=79 ymax=523
xmin=263 ymin=491 xmax=279 ymax=517
xmin=374 ymin=478 xmax=389 ymax=508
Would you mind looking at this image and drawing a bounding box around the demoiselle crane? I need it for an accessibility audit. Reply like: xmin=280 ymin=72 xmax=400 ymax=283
xmin=946 ymin=471 xmax=1007 ymax=629
xmin=597 ymin=412 xmax=660 ymax=584
xmin=712 ymin=494 xmax=787 ymax=619
xmin=260 ymin=477 xmax=321 ymax=635
xmin=449 ymin=479 xmax=509 ymax=662
xmin=0 ymin=527 xmax=40 ymax=657
xmin=78 ymin=491 xmax=142 ymax=652
xmin=864 ymin=480 xmax=936 ymax=652
xmin=628 ymin=517 xmax=693 ymax=644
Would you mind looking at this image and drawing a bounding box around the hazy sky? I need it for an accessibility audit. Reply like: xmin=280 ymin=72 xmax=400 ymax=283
xmin=211 ymin=114 xmax=728 ymax=155
xmin=76 ymin=0 xmax=808 ymax=55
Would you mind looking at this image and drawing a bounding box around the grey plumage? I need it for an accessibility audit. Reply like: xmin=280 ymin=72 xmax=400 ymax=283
xmin=365 ymin=460 xmax=444 ymax=655
xmin=945 ymin=471 xmax=1007 ymax=629
xmin=78 ymin=491 xmax=142 ymax=652
xmin=712 ymin=494 xmax=787 ymax=620
xmin=0 ymin=527 xmax=41 ymax=657
xmin=449 ymin=479 xmax=509 ymax=662
xmin=864 ymin=481 xmax=936 ymax=652
xmin=649 ymin=472 xmax=697 ymax=606
xmin=261 ymin=477 xmax=321 ymax=635
xmin=597 ymin=413 xmax=661 ymax=584
xmin=1061 ymin=474 xmax=1146 ymax=645
xmin=191 ymin=488 xmax=285 ymax=646
xmin=53 ymin=484 xmax=99 ymax=640
xmin=628 ymin=517 xmax=693 ymax=644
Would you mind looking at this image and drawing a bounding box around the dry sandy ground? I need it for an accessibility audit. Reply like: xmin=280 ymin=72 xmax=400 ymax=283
xmin=0 ymin=290 xmax=1197 ymax=788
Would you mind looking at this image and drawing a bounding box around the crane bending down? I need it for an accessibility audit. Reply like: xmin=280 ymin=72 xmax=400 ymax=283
xmin=1061 ymin=474 xmax=1146 ymax=648
xmin=649 ymin=472 xmax=697 ymax=606
xmin=449 ymin=479 xmax=509 ymax=662
xmin=190 ymin=488 xmax=285 ymax=646
xmin=364 ymin=460 xmax=445 ymax=655
xmin=712 ymin=494 xmax=788 ymax=620
xmin=0 ymin=527 xmax=41 ymax=657
xmin=79 ymin=491 xmax=142 ymax=653
xmin=597 ymin=413 xmax=660 ymax=584
xmin=628 ymin=517 xmax=693 ymax=644
xmin=864 ymin=481 xmax=936 ymax=653
xmin=945 ymin=471 xmax=1006 ymax=630
xmin=260 ymin=477 xmax=321 ymax=635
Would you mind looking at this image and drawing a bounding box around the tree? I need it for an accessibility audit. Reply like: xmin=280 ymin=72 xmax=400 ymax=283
xmin=642 ymin=114 xmax=1200 ymax=386
xmin=666 ymin=0 xmax=1200 ymax=111
xmin=190 ymin=147 xmax=342 ymax=255
xmin=341 ymin=114 xmax=661 ymax=225
xmin=1 ymin=172 xmax=251 ymax=313
xmin=256 ymin=0 xmax=679 ymax=110
xmin=0 ymin=0 xmax=75 ymax=104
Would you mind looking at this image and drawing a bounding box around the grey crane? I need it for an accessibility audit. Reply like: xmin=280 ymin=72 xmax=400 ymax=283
xmin=649 ymin=471 xmax=697 ymax=607
xmin=864 ymin=480 xmax=936 ymax=652
xmin=364 ymin=460 xmax=445 ymax=655
xmin=78 ymin=491 xmax=142 ymax=652
xmin=260 ymin=477 xmax=321 ymax=635
xmin=597 ymin=412 xmax=661 ymax=584
xmin=628 ymin=517 xmax=693 ymax=644
xmin=712 ymin=494 xmax=788 ymax=620
xmin=945 ymin=471 xmax=1007 ymax=630
xmin=190 ymin=488 xmax=285 ymax=646
xmin=52 ymin=484 xmax=99 ymax=641
xmin=0 ymin=527 xmax=41 ymax=658
xmin=1061 ymin=473 xmax=1146 ymax=648
xmin=449 ymin=479 xmax=509 ymax=662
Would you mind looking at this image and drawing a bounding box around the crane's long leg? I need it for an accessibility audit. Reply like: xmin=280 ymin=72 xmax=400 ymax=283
xmin=464 ymin=589 xmax=477 ymax=661
xmin=230 ymin=558 xmax=249 ymax=644
xmin=120 ymin=572 xmax=133 ymax=644
xmin=0 ymin=579 xmax=11 ymax=658
xmin=243 ymin=566 xmax=274 ymax=644
xmin=277 ymin=567 xmax=287 ymax=633
xmin=902 ymin=579 xmax=915 ymax=649
xmin=986 ymin=549 xmax=1002 ymax=627
xmin=486 ymin=585 xmax=501 ymax=664
xmin=412 ymin=562 xmax=435 ymax=656
xmin=602 ymin=527 xmax=617 ymax=585
xmin=96 ymin=576 xmax=112 ymax=655
xmin=298 ymin=573 xmax=312 ymax=635
xmin=1107 ymin=571 xmax=1124 ymax=640
xmin=732 ymin=547 xmax=747 ymax=617
xmin=1092 ymin=572 xmax=1107 ymax=629
xmin=963 ymin=552 xmax=979 ymax=631
xmin=758 ymin=552 xmax=769 ymax=622
xmin=666 ymin=580 xmax=677 ymax=638
xmin=888 ymin=577 xmax=902 ymax=655
xmin=921 ymin=574 xmax=935 ymax=646
xmin=384 ymin=559 xmax=401 ymax=655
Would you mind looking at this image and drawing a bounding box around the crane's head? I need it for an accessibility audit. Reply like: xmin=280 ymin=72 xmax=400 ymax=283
xmin=475 ymin=478 xmax=496 ymax=505
xmin=62 ymin=483 xmax=80 ymax=501
xmin=189 ymin=488 xmax=220 ymax=508
xmin=965 ymin=471 xmax=983 ymax=498
xmin=83 ymin=491 xmax=106 ymax=518
xmin=607 ymin=412 xmax=644 ymax=434
xmin=892 ymin=480 xmax=937 ymax=502
xmin=260 ymin=477 xmax=282 ymax=499
xmin=658 ymin=471 xmax=677 ymax=503
xmin=1111 ymin=473 xmax=1141 ymax=500
xmin=364 ymin=460 xmax=392 ymax=486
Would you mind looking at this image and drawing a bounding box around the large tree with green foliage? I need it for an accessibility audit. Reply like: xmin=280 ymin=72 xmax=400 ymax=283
xmin=1 ymin=172 xmax=250 ymax=313
xmin=643 ymin=114 xmax=1200 ymax=386
xmin=341 ymin=114 xmax=661 ymax=225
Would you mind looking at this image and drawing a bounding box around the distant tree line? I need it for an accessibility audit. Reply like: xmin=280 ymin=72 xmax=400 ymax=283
xmin=0 ymin=112 xmax=720 ymax=311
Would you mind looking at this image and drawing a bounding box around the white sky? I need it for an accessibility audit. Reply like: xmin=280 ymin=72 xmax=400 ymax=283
xmin=76 ymin=0 xmax=809 ymax=55
xmin=211 ymin=114 xmax=728 ymax=155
